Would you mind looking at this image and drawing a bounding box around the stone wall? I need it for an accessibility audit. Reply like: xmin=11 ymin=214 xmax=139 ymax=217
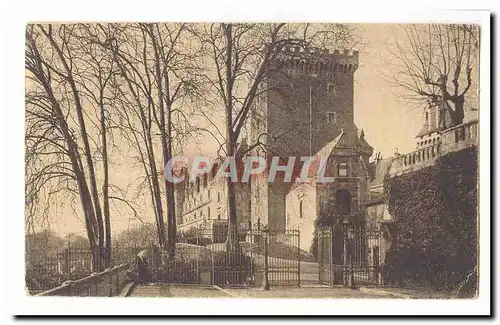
xmin=286 ymin=183 xmax=317 ymax=250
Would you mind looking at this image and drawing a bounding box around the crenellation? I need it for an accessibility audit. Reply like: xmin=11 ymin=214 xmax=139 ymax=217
xmin=273 ymin=45 xmax=359 ymax=75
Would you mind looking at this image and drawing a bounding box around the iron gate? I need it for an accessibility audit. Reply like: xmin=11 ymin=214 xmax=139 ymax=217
xmin=127 ymin=224 xmax=301 ymax=287
xmin=318 ymin=223 xmax=384 ymax=286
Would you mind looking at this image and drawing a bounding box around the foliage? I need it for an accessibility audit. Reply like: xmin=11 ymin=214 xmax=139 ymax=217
xmin=150 ymin=243 xmax=254 ymax=285
xmin=25 ymin=232 xmax=95 ymax=294
xmin=384 ymin=147 xmax=478 ymax=290
xmin=310 ymin=211 xmax=365 ymax=258
xmin=176 ymin=228 xmax=213 ymax=246
xmin=111 ymin=223 xmax=157 ymax=265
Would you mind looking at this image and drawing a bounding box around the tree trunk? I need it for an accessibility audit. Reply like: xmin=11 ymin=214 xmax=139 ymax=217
xmin=147 ymin=24 xmax=174 ymax=254
xmin=224 ymin=23 xmax=240 ymax=253
xmin=100 ymin=93 xmax=111 ymax=267
xmin=146 ymin=23 xmax=180 ymax=257
xmin=451 ymin=96 xmax=465 ymax=126
xmin=165 ymin=106 xmax=177 ymax=257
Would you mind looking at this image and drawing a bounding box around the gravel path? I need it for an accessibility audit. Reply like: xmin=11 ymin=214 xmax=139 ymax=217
xmin=129 ymin=284 xmax=231 ymax=298
xmin=129 ymin=283 xmax=395 ymax=299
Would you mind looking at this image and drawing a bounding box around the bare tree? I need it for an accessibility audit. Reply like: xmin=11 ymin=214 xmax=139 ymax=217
xmin=70 ymin=23 xmax=118 ymax=265
xmin=392 ymin=24 xmax=479 ymax=127
xmin=99 ymin=23 xmax=202 ymax=256
xmin=25 ymin=24 xmax=120 ymax=270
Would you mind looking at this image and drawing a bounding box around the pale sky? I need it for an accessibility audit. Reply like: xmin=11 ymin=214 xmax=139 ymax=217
xmin=36 ymin=23 xmax=478 ymax=237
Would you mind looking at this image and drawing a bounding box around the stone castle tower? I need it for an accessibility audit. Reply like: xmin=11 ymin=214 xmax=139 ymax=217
xmin=249 ymin=46 xmax=371 ymax=230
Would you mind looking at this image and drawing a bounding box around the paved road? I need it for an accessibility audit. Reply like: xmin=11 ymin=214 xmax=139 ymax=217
xmin=128 ymin=283 xmax=394 ymax=299
xmin=129 ymin=284 xmax=229 ymax=298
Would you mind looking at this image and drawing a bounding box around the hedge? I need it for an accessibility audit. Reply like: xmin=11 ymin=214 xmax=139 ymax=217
xmin=139 ymin=243 xmax=255 ymax=286
xmin=384 ymin=147 xmax=478 ymax=291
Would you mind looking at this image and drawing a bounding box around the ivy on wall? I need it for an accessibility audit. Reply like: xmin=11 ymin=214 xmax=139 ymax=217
xmin=384 ymin=147 xmax=478 ymax=290
xmin=310 ymin=211 xmax=365 ymax=258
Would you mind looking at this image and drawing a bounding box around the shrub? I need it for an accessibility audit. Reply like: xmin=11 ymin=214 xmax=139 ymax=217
xmin=153 ymin=243 xmax=254 ymax=286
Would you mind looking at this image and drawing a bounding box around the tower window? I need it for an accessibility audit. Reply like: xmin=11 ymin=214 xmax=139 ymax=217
xmin=327 ymin=112 xmax=336 ymax=123
xmin=299 ymin=201 xmax=304 ymax=219
xmin=327 ymin=83 xmax=336 ymax=95
xmin=337 ymin=163 xmax=348 ymax=177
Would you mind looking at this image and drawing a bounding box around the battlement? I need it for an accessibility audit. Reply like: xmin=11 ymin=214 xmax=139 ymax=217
xmin=272 ymin=45 xmax=359 ymax=75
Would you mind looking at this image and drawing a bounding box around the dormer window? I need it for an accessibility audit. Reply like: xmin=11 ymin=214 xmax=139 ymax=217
xmin=327 ymin=112 xmax=336 ymax=123
xmin=337 ymin=162 xmax=348 ymax=177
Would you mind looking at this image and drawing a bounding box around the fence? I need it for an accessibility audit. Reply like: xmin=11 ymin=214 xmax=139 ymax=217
xmin=37 ymin=264 xmax=129 ymax=297
xmin=133 ymin=224 xmax=301 ymax=287
xmin=26 ymin=246 xmax=96 ymax=294
xmin=318 ymin=223 xmax=384 ymax=286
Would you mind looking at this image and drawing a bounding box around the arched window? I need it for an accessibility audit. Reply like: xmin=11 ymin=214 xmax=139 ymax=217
xmin=335 ymin=189 xmax=351 ymax=215
xmin=299 ymin=201 xmax=304 ymax=219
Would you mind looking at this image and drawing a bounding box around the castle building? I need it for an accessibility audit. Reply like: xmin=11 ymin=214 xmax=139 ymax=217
xmin=174 ymin=163 xmax=251 ymax=241
xmin=175 ymin=46 xmax=369 ymax=240
xmin=250 ymin=46 xmax=371 ymax=232
xmin=285 ymin=129 xmax=374 ymax=250
xmin=174 ymin=45 xmax=478 ymax=254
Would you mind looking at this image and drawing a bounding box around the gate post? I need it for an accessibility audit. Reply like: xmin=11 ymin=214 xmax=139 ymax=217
xmin=261 ymin=230 xmax=270 ymax=291
xmin=329 ymin=225 xmax=333 ymax=286
xmin=297 ymin=229 xmax=301 ymax=287
xmin=343 ymin=220 xmax=348 ymax=286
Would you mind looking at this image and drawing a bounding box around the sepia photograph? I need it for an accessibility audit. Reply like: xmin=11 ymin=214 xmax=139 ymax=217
xmin=11 ymin=4 xmax=491 ymax=316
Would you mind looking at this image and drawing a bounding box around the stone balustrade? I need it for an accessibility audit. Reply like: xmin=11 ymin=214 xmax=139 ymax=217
xmin=389 ymin=120 xmax=478 ymax=175
xmin=440 ymin=119 xmax=478 ymax=154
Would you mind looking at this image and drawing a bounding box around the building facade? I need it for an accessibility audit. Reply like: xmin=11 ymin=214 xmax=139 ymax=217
xmin=174 ymin=166 xmax=251 ymax=241
xmin=285 ymin=130 xmax=373 ymax=251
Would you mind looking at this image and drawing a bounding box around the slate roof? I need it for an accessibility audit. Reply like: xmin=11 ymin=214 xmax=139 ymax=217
xmin=370 ymin=157 xmax=394 ymax=188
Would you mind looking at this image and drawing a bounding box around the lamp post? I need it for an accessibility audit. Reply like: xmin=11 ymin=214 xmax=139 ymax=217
xmin=342 ymin=218 xmax=356 ymax=288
